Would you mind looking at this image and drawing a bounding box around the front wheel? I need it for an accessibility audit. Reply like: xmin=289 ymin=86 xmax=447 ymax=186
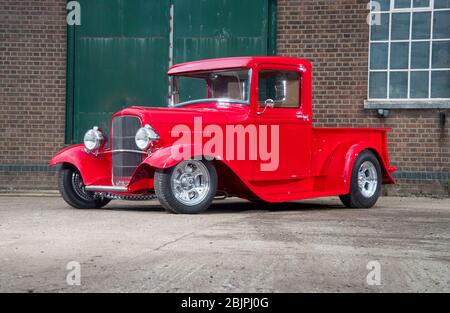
xmin=154 ymin=160 xmax=217 ymax=214
xmin=58 ymin=166 xmax=111 ymax=209
xmin=339 ymin=150 xmax=382 ymax=208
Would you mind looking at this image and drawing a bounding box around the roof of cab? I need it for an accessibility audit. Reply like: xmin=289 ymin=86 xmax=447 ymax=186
xmin=167 ymin=56 xmax=311 ymax=75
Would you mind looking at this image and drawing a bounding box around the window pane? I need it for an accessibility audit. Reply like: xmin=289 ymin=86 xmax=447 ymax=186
xmin=390 ymin=72 xmax=408 ymax=98
xmin=370 ymin=43 xmax=389 ymax=69
xmin=391 ymin=42 xmax=410 ymax=69
xmin=258 ymin=71 xmax=299 ymax=108
xmin=410 ymin=71 xmax=429 ymax=98
xmin=411 ymin=41 xmax=430 ymax=69
xmin=395 ymin=0 xmax=411 ymax=8
xmin=371 ymin=13 xmax=390 ymax=40
xmin=412 ymin=12 xmax=431 ymax=39
xmin=391 ymin=13 xmax=411 ymax=40
xmin=431 ymin=71 xmax=450 ymax=97
xmin=369 ymin=72 xmax=388 ymax=98
xmin=433 ymin=11 xmax=450 ymax=39
xmin=432 ymin=41 xmax=450 ymax=68
xmin=176 ymin=77 xmax=206 ymax=103
xmin=413 ymin=0 xmax=429 ymax=7
xmin=434 ymin=0 xmax=450 ymax=9
xmin=372 ymin=0 xmax=391 ymax=11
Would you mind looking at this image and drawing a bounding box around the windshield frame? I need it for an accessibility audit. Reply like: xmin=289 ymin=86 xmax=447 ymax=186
xmin=168 ymin=67 xmax=252 ymax=107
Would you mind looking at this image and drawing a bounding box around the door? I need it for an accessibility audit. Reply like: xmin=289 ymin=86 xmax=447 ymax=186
xmin=66 ymin=0 xmax=276 ymax=143
xmin=172 ymin=0 xmax=274 ymax=63
xmin=69 ymin=0 xmax=170 ymax=143
xmin=252 ymin=64 xmax=312 ymax=181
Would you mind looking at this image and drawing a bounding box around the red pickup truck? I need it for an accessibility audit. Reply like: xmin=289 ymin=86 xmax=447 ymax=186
xmin=50 ymin=56 xmax=396 ymax=214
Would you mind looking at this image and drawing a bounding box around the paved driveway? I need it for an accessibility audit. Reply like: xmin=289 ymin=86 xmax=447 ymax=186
xmin=0 ymin=195 xmax=449 ymax=292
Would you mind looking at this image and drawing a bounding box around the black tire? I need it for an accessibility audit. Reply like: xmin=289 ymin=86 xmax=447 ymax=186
xmin=154 ymin=160 xmax=217 ymax=214
xmin=339 ymin=150 xmax=382 ymax=208
xmin=58 ymin=165 xmax=111 ymax=209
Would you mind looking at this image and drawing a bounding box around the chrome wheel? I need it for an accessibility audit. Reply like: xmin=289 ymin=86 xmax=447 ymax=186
xmin=170 ymin=160 xmax=211 ymax=206
xmin=71 ymin=170 xmax=93 ymax=201
xmin=358 ymin=161 xmax=378 ymax=198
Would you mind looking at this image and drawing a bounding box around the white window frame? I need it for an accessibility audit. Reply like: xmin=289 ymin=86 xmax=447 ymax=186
xmin=366 ymin=0 xmax=450 ymax=109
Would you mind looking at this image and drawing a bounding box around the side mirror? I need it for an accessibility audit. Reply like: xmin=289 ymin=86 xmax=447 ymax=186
xmin=257 ymin=99 xmax=275 ymax=115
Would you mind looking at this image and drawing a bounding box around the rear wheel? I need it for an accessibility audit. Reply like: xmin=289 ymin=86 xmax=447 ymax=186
xmin=339 ymin=150 xmax=382 ymax=208
xmin=154 ymin=160 xmax=217 ymax=214
xmin=58 ymin=166 xmax=110 ymax=209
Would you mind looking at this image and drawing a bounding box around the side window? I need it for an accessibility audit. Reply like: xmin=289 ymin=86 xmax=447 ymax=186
xmin=258 ymin=70 xmax=300 ymax=108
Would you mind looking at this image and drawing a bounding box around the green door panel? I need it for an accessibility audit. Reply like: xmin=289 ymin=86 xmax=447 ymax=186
xmin=172 ymin=0 xmax=270 ymax=63
xmin=75 ymin=37 xmax=169 ymax=140
xmin=72 ymin=0 xmax=170 ymax=142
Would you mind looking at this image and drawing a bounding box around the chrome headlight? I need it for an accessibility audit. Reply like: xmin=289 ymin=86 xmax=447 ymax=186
xmin=135 ymin=124 xmax=160 ymax=150
xmin=83 ymin=126 xmax=104 ymax=151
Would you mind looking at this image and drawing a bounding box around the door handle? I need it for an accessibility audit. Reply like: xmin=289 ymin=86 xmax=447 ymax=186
xmin=296 ymin=113 xmax=310 ymax=121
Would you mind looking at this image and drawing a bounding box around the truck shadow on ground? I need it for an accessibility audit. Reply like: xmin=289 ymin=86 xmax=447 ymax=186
xmin=104 ymin=199 xmax=345 ymax=214
xmin=206 ymin=200 xmax=344 ymax=214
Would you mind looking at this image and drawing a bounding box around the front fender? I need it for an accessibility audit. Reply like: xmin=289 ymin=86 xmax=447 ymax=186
xmin=142 ymin=144 xmax=214 ymax=169
xmin=49 ymin=144 xmax=112 ymax=186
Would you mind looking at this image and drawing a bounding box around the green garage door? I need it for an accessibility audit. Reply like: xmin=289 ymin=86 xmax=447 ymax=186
xmin=172 ymin=0 xmax=275 ymax=63
xmin=66 ymin=0 xmax=276 ymax=143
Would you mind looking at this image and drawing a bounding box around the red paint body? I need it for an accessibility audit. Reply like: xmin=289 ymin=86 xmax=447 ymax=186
xmin=50 ymin=57 xmax=396 ymax=202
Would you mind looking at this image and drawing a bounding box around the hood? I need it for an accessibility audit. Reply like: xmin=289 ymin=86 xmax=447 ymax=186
xmin=111 ymin=102 xmax=251 ymax=148
xmin=113 ymin=102 xmax=251 ymax=125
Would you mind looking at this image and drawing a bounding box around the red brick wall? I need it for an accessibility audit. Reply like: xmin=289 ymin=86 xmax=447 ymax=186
xmin=0 ymin=0 xmax=66 ymax=190
xmin=277 ymin=0 xmax=449 ymax=196
xmin=0 ymin=0 xmax=448 ymax=196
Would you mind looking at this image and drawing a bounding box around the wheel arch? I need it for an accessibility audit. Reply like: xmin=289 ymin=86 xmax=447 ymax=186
xmin=344 ymin=145 xmax=395 ymax=186
xmin=49 ymin=144 xmax=112 ymax=186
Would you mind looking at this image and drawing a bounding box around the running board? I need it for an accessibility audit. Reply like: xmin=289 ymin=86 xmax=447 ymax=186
xmin=85 ymin=185 xmax=128 ymax=192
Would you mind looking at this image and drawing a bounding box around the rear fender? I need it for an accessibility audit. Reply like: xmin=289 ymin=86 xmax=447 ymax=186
xmin=344 ymin=143 xmax=395 ymax=186
xmin=49 ymin=144 xmax=112 ymax=186
xmin=317 ymin=142 xmax=395 ymax=195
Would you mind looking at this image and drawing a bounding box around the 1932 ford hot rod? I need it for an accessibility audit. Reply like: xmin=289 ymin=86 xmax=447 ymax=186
xmin=50 ymin=56 xmax=396 ymax=214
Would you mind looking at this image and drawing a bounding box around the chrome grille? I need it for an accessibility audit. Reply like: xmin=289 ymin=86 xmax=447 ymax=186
xmin=112 ymin=116 xmax=142 ymax=186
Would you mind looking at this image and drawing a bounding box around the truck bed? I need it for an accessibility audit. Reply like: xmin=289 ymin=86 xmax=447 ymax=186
xmin=312 ymin=127 xmax=393 ymax=181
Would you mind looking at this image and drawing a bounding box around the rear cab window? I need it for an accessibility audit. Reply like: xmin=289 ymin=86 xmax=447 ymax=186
xmin=258 ymin=70 xmax=300 ymax=108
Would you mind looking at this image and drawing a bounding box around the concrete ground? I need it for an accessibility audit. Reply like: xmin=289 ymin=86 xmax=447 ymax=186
xmin=0 ymin=195 xmax=449 ymax=293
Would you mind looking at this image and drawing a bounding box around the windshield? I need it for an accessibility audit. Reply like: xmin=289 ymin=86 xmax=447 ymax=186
xmin=169 ymin=68 xmax=251 ymax=106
